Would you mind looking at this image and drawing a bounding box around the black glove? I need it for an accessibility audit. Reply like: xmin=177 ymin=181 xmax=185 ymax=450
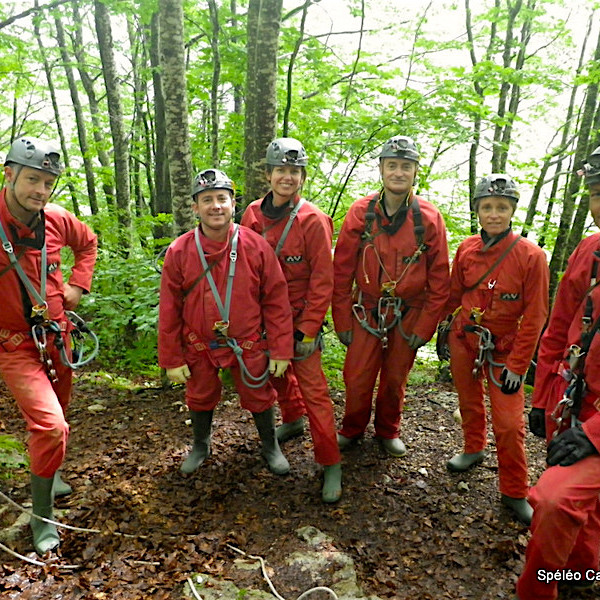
xmin=500 ymin=367 xmax=523 ymax=395
xmin=547 ymin=425 xmax=598 ymax=467
xmin=435 ymin=317 xmax=452 ymax=361
xmin=528 ymin=408 xmax=546 ymax=438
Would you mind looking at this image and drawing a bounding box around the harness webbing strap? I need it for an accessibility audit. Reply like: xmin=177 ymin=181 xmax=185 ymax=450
xmin=274 ymin=198 xmax=305 ymax=257
xmin=465 ymin=234 xmax=521 ymax=292
xmin=362 ymin=193 xmax=424 ymax=246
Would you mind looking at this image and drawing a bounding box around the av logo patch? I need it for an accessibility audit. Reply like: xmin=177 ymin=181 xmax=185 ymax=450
xmin=285 ymin=255 xmax=303 ymax=263
xmin=47 ymin=261 xmax=59 ymax=273
xmin=500 ymin=292 xmax=520 ymax=301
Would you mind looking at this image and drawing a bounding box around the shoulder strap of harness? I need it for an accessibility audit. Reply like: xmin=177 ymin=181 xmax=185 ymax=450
xmin=465 ymin=234 xmax=521 ymax=292
xmin=274 ymin=197 xmax=305 ymax=257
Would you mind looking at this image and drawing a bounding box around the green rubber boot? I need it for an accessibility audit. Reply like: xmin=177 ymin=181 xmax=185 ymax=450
xmin=52 ymin=471 xmax=72 ymax=498
xmin=501 ymin=494 xmax=533 ymax=526
xmin=252 ymin=407 xmax=290 ymax=475
xmin=276 ymin=417 xmax=305 ymax=443
xmin=446 ymin=450 xmax=487 ymax=472
xmin=380 ymin=437 xmax=407 ymax=458
xmin=30 ymin=473 xmax=60 ymax=555
xmin=181 ymin=410 xmax=213 ymax=474
xmin=322 ymin=463 xmax=342 ymax=503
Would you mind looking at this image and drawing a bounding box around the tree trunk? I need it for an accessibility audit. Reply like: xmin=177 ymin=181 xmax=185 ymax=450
xmin=53 ymin=13 xmax=99 ymax=215
xmin=94 ymin=0 xmax=132 ymax=254
xmin=70 ymin=0 xmax=116 ymax=211
xmin=244 ymin=0 xmax=283 ymax=205
xmin=158 ymin=0 xmax=195 ymax=234
xmin=208 ymin=0 xmax=221 ymax=166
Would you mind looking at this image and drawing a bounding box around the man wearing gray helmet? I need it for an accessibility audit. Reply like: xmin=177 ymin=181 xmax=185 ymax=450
xmin=443 ymin=174 xmax=549 ymax=526
xmin=515 ymin=148 xmax=600 ymax=599
xmin=333 ymin=135 xmax=450 ymax=458
xmin=242 ymin=137 xmax=342 ymax=503
xmin=158 ymin=168 xmax=294 ymax=478
xmin=0 ymin=136 xmax=97 ymax=554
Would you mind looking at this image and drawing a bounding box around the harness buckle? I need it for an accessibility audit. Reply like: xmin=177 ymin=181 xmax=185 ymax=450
xmin=2 ymin=241 xmax=13 ymax=254
xmin=212 ymin=320 xmax=229 ymax=338
xmin=567 ymin=344 xmax=583 ymax=371
xmin=31 ymin=303 xmax=49 ymax=322
xmin=470 ymin=307 xmax=484 ymax=325
xmin=380 ymin=281 xmax=396 ymax=297
xmin=229 ymin=250 xmax=237 ymax=263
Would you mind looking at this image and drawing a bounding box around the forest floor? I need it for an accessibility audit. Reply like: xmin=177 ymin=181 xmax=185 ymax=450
xmin=0 ymin=368 xmax=597 ymax=600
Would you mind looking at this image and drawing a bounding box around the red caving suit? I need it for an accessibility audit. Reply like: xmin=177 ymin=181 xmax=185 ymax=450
xmin=447 ymin=230 xmax=549 ymax=499
xmin=333 ymin=191 xmax=450 ymax=440
xmin=242 ymin=193 xmax=340 ymax=466
xmin=0 ymin=189 xmax=97 ymax=478
xmin=517 ymin=232 xmax=600 ymax=600
xmin=158 ymin=223 xmax=294 ymax=414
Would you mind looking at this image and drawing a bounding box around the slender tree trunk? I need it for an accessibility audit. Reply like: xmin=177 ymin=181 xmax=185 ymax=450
xmin=208 ymin=0 xmax=221 ymax=166
xmin=94 ymin=0 xmax=132 ymax=253
xmin=230 ymin=0 xmax=243 ymax=115
xmin=33 ymin=8 xmax=80 ymax=216
xmin=70 ymin=0 xmax=116 ymax=211
xmin=53 ymin=14 xmax=99 ymax=215
xmin=244 ymin=0 xmax=283 ymax=204
xmin=158 ymin=0 xmax=195 ymax=234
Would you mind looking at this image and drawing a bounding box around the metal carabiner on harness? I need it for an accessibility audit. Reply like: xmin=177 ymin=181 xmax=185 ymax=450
xmin=31 ymin=323 xmax=58 ymax=382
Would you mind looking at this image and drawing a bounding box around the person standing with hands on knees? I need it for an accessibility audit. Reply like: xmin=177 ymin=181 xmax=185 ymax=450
xmin=0 ymin=136 xmax=97 ymax=554
xmin=158 ymin=168 xmax=294 ymax=477
xmin=333 ymin=135 xmax=450 ymax=458
xmin=516 ymin=148 xmax=600 ymax=600
xmin=443 ymin=174 xmax=549 ymax=525
xmin=242 ymin=137 xmax=342 ymax=503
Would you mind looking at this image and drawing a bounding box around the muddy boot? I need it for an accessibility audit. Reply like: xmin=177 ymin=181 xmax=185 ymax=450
xmin=52 ymin=471 xmax=72 ymax=498
xmin=446 ymin=450 xmax=487 ymax=472
xmin=501 ymin=495 xmax=533 ymax=526
xmin=252 ymin=407 xmax=290 ymax=475
xmin=380 ymin=437 xmax=407 ymax=458
xmin=322 ymin=463 xmax=342 ymax=503
xmin=276 ymin=417 xmax=305 ymax=443
xmin=30 ymin=473 xmax=60 ymax=555
xmin=181 ymin=410 xmax=213 ymax=474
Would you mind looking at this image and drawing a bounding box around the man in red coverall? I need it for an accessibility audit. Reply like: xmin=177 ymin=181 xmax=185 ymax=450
xmin=333 ymin=135 xmax=450 ymax=457
xmin=0 ymin=136 xmax=97 ymax=554
xmin=443 ymin=174 xmax=549 ymax=525
xmin=242 ymin=137 xmax=342 ymax=503
xmin=158 ymin=168 xmax=294 ymax=478
xmin=516 ymin=148 xmax=600 ymax=600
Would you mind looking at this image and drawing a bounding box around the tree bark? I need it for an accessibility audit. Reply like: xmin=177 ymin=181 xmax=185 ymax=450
xmin=94 ymin=0 xmax=132 ymax=253
xmin=244 ymin=0 xmax=283 ymax=205
xmin=158 ymin=0 xmax=195 ymax=234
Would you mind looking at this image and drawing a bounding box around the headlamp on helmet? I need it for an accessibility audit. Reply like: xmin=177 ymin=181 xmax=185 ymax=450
xmin=4 ymin=136 xmax=62 ymax=176
xmin=474 ymin=174 xmax=520 ymax=202
xmin=579 ymin=146 xmax=600 ymax=187
xmin=265 ymin=138 xmax=308 ymax=167
xmin=192 ymin=168 xmax=235 ymax=198
xmin=379 ymin=136 xmax=420 ymax=163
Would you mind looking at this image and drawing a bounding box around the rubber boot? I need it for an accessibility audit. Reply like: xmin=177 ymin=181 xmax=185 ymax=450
xmin=30 ymin=473 xmax=60 ymax=555
xmin=52 ymin=471 xmax=72 ymax=498
xmin=322 ymin=463 xmax=342 ymax=503
xmin=501 ymin=494 xmax=533 ymax=526
xmin=337 ymin=433 xmax=356 ymax=450
xmin=446 ymin=450 xmax=487 ymax=472
xmin=181 ymin=410 xmax=213 ymax=474
xmin=276 ymin=417 xmax=305 ymax=443
xmin=252 ymin=408 xmax=290 ymax=475
xmin=380 ymin=437 xmax=407 ymax=458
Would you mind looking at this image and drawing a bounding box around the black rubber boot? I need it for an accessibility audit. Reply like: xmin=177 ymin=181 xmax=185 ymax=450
xmin=181 ymin=410 xmax=213 ymax=474
xmin=30 ymin=473 xmax=60 ymax=555
xmin=252 ymin=407 xmax=290 ymax=475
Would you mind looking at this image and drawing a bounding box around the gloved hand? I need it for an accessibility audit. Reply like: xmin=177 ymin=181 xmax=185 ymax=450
xmin=337 ymin=330 xmax=353 ymax=347
xmin=269 ymin=359 xmax=289 ymax=377
xmin=547 ymin=425 xmax=598 ymax=467
xmin=407 ymin=333 xmax=427 ymax=350
xmin=436 ymin=318 xmax=451 ymax=361
xmin=294 ymin=332 xmax=318 ymax=357
xmin=500 ymin=367 xmax=523 ymax=395
xmin=166 ymin=364 xmax=191 ymax=384
xmin=528 ymin=407 xmax=546 ymax=438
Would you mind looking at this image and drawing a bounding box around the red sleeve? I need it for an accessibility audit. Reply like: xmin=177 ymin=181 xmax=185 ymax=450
xmin=158 ymin=242 xmax=186 ymax=369
xmin=296 ymin=210 xmax=333 ymax=338
xmin=583 ymin=414 xmax=600 ymax=451
xmin=446 ymin=243 xmax=466 ymax=315
xmin=505 ymin=245 xmax=549 ymax=375
xmin=533 ymin=239 xmax=590 ymax=409
xmin=412 ymin=207 xmax=450 ymax=341
xmin=332 ymin=200 xmax=365 ymax=332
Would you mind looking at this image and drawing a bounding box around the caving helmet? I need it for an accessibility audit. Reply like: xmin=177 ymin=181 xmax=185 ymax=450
xmin=473 ymin=174 xmax=520 ymax=202
xmin=265 ymin=138 xmax=308 ymax=167
xmin=192 ymin=168 xmax=235 ymax=198
xmin=379 ymin=136 xmax=420 ymax=163
xmin=4 ymin=136 xmax=62 ymax=176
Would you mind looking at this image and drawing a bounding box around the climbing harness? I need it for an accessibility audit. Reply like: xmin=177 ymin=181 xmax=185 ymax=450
xmin=272 ymin=197 xmax=305 ymax=257
xmin=0 ymin=215 xmax=99 ymax=380
xmin=194 ymin=225 xmax=270 ymax=389
xmin=464 ymin=322 xmax=505 ymax=387
xmin=351 ymin=193 xmax=426 ymax=348
xmin=552 ymin=249 xmax=600 ymax=435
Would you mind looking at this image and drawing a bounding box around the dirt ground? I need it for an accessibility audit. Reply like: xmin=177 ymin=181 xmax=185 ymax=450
xmin=0 ymin=370 xmax=597 ymax=600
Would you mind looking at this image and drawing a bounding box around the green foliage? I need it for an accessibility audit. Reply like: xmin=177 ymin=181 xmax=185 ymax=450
xmin=0 ymin=435 xmax=28 ymax=474
xmin=321 ymin=330 xmax=346 ymax=392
